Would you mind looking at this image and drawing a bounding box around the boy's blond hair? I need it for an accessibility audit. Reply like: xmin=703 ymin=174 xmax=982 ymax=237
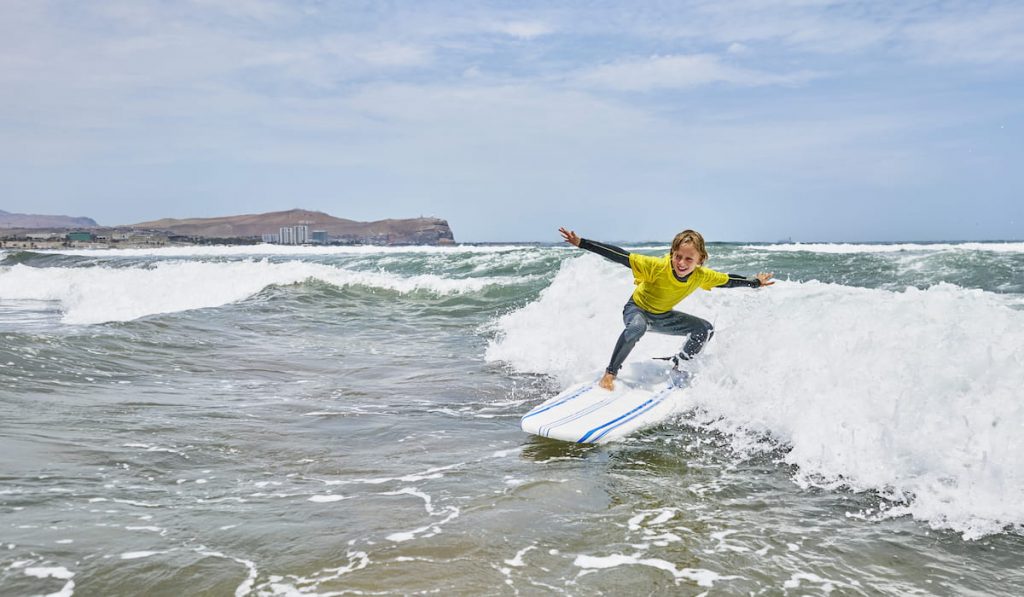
xmin=670 ymin=230 xmax=708 ymax=264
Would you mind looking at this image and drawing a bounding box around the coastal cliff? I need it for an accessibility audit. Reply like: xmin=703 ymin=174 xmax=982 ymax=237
xmin=0 ymin=210 xmax=98 ymax=229
xmin=131 ymin=209 xmax=455 ymax=245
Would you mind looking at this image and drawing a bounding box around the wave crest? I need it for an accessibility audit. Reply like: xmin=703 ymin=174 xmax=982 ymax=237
xmin=488 ymin=257 xmax=1024 ymax=539
xmin=0 ymin=260 xmax=513 ymax=324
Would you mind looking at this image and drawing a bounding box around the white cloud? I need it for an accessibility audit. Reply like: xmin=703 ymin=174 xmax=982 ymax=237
xmin=904 ymin=5 xmax=1024 ymax=65
xmin=610 ymin=0 xmax=899 ymax=55
xmin=633 ymin=1 xmax=1024 ymax=68
xmin=492 ymin=20 xmax=555 ymax=39
xmin=355 ymin=42 xmax=432 ymax=68
xmin=573 ymin=54 xmax=818 ymax=91
xmin=186 ymin=0 xmax=293 ymax=22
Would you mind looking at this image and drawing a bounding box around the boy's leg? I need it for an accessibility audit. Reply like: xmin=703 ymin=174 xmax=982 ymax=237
xmin=648 ymin=311 xmax=715 ymax=361
xmin=602 ymin=301 xmax=649 ymax=388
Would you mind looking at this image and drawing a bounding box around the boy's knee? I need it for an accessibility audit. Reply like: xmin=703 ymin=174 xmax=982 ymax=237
xmin=624 ymin=317 xmax=648 ymax=341
xmin=703 ymin=322 xmax=715 ymax=339
xmin=688 ymin=319 xmax=713 ymax=339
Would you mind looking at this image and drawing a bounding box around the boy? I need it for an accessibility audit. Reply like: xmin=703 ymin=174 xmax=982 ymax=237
xmin=559 ymin=227 xmax=774 ymax=390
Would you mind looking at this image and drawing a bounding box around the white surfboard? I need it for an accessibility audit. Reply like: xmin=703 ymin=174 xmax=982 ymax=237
xmin=521 ymin=374 xmax=687 ymax=444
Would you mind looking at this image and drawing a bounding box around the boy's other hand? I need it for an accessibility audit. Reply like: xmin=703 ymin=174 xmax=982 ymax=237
xmin=559 ymin=227 xmax=581 ymax=247
xmin=757 ymin=272 xmax=775 ymax=286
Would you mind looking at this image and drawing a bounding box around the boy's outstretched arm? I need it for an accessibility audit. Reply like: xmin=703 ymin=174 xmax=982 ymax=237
xmin=558 ymin=227 xmax=631 ymax=267
xmin=719 ymin=272 xmax=775 ymax=288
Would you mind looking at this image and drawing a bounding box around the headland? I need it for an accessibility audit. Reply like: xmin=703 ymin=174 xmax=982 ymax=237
xmin=0 ymin=208 xmax=455 ymax=249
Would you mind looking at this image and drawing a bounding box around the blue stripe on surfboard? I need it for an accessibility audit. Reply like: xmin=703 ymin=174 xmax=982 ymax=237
xmin=589 ymin=385 xmax=677 ymax=442
xmin=588 ymin=390 xmax=673 ymax=443
xmin=538 ymin=391 xmax=624 ymax=437
xmin=575 ymin=398 xmax=656 ymax=443
xmin=521 ymin=383 xmax=595 ymax=420
xmin=576 ymin=385 xmax=676 ymax=443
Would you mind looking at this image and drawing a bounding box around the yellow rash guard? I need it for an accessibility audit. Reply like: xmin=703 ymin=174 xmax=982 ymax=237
xmin=628 ymin=253 xmax=729 ymax=314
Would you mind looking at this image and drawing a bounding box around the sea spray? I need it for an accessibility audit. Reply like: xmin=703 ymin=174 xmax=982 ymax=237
xmin=0 ymin=259 xmax=528 ymax=324
xmin=742 ymin=242 xmax=1024 ymax=254
xmin=20 ymin=244 xmax=533 ymax=258
xmin=694 ymin=281 xmax=1024 ymax=539
xmin=488 ymin=258 xmax=1024 ymax=539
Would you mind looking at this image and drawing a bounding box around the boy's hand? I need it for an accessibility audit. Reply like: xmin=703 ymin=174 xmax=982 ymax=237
xmin=757 ymin=272 xmax=775 ymax=286
xmin=559 ymin=227 xmax=581 ymax=247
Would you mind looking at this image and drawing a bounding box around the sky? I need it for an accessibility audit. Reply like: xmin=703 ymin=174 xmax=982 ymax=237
xmin=1 ymin=1 xmax=1022 ymax=242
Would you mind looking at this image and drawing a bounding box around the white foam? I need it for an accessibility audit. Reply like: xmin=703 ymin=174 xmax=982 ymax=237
xmin=33 ymin=244 xmax=529 ymax=258
xmin=124 ymin=526 xmax=164 ymax=533
xmin=122 ymin=443 xmax=188 ymax=458
xmin=489 ymin=257 xmax=1024 ymax=539
xmin=120 ymin=550 xmax=163 ymax=560
xmin=382 ymin=487 xmax=461 ymax=542
xmin=742 ymin=242 xmax=1024 ymax=254
xmin=574 ymin=554 xmax=728 ymax=587
xmin=258 ymin=551 xmax=368 ymax=594
xmin=321 ymin=463 xmax=464 ymax=486
xmin=23 ymin=566 xmax=74 ymax=579
xmin=0 ymin=259 xmax=513 ymax=324
xmin=192 ymin=548 xmax=259 ymax=597
xmin=23 ymin=566 xmax=75 ymax=597
xmin=308 ymin=494 xmax=348 ymax=503
xmin=504 ymin=545 xmax=536 ymax=567
xmin=783 ymin=571 xmax=859 ymax=592
xmin=491 ymin=448 xmax=522 ymax=458
xmin=383 ymin=487 xmax=439 ymax=515
xmin=486 ymin=255 xmax=637 ymax=385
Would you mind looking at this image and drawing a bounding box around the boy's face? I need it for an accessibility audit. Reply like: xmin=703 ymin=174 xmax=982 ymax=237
xmin=671 ymin=244 xmax=702 ymax=278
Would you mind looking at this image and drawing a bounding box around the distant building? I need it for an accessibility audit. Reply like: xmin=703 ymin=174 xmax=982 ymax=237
xmin=277 ymin=225 xmax=309 ymax=245
xmin=279 ymin=226 xmax=294 ymax=245
xmin=67 ymin=231 xmax=93 ymax=242
xmin=311 ymin=230 xmax=328 ymax=244
xmin=262 ymin=233 xmax=279 ymax=243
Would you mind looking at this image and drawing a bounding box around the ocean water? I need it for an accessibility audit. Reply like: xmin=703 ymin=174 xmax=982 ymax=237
xmin=1 ymin=241 xmax=1023 ymax=596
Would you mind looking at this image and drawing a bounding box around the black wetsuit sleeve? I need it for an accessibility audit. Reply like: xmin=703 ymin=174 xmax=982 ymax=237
xmin=719 ymin=273 xmax=762 ymax=288
xmin=578 ymin=238 xmax=631 ymax=268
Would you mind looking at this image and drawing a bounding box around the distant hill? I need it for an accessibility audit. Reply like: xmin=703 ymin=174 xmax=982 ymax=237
xmin=0 ymin=209 xmax=98 ymax=229
xmin=131 ymin=208 xmax=455 ymax=245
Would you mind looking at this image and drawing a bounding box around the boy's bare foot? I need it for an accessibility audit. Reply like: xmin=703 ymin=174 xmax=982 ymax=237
xmin=598 ymin=372 xmax=616 ymax=391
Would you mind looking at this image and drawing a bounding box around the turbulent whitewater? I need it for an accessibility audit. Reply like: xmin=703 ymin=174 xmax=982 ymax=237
xmin=2 ymin=241 xmax=1023 ymax=595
